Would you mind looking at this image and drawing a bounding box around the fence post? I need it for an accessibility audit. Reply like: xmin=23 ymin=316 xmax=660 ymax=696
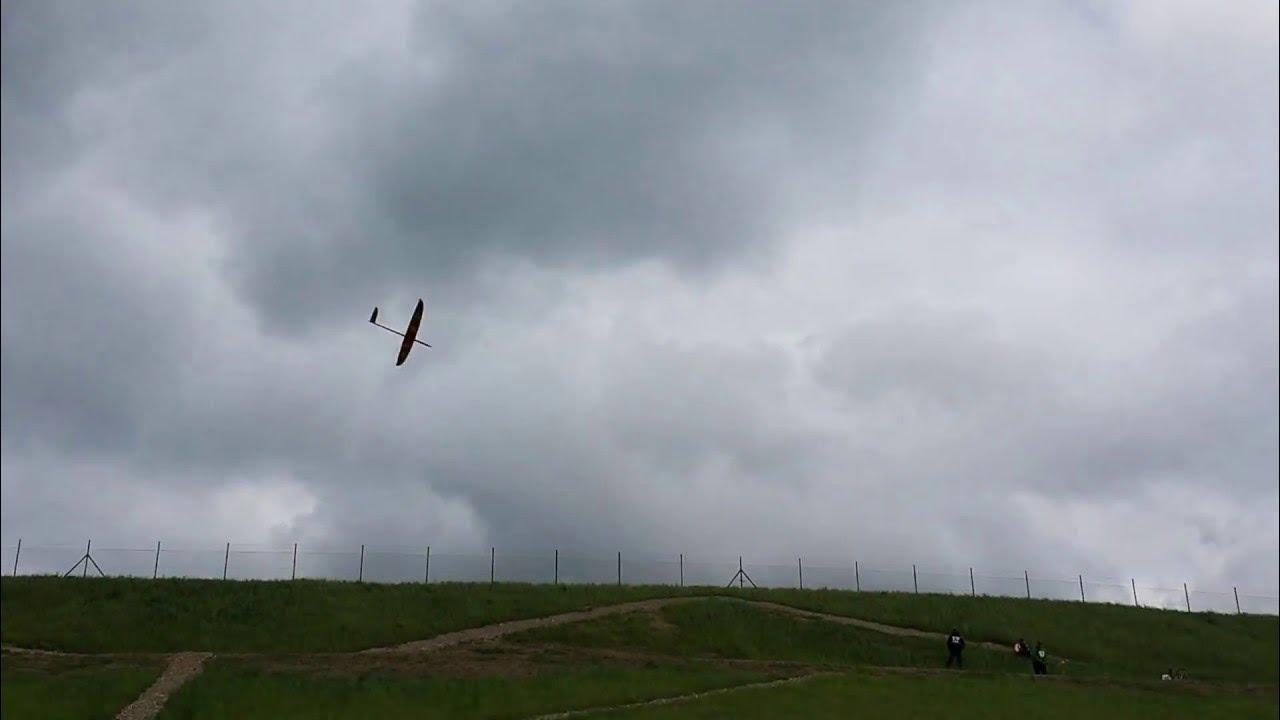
xmin=1079 ymin=575 xmax=1085 ymax=602
xmin=554 ymin=549 xmax=558 ymax=585
xmin=490 ymin=547 xmax=495 ymax=585
xmin=1131 ymin=578 xmax=1139 ymax=607
xmin=1184 ymin=583 xmax=1191 ymax=612
xmin=12 ymin=538 xmax=20 ymax=576
xmin=153 ymin=541 xmax=160 ymax=579
xmin=913 ymin=564 xmax=918 ymax=594
xmin=425 ymin=546 xmax=430 ymax=584
xmin=798 ymin=558 xmax=804 ymax=590
xmin=855 ymin=560 xmax=860 ymax=592
xmin=969 ymin=567 xmax=975 ymax=597
xmin=358 ymin=544 xmax=365 ymax=582
xmin=617 ymin=551 xmax=621 ymax=586
xmin=1024 ymin=570 xmax=1030 ymax=599
xmin=291 ymin=543 xmax=297 ymax=581
xmin=1234 ymin=587 xmax=1240 ymax=614
xmin=679 ymin=553 xmax=684 ymax=588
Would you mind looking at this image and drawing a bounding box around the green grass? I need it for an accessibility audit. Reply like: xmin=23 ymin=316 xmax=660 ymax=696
xmin=1 ymin=576 xmax=707 ymax=653
xmin=513 ymin=599 xmax=1032 ymax=675
xmin=157 ymin=660 xmax=779 ymax=719
xmin=3 ymin=577 xmax=1276 ymax=684
xmin=739 ymin=588 xmax=1280 ymax=683
xmin=590 ymin=669 xmax=1280 ymax=719
xmin=0 ymin=653 xmax=164 ymax=720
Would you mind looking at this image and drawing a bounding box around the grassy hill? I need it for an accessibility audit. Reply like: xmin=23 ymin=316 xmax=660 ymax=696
xmin=1 ymin=576 xmax=1276 ymax=719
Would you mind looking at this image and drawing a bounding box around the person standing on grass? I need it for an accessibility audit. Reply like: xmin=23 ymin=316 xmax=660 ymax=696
xmin=1013 ymin=638 xmax=1029 ymax=658
xmin=946 ymin=628 xmax=966 ymax=668
xmin=1032 ymin=641 xmax=1048 ymax=675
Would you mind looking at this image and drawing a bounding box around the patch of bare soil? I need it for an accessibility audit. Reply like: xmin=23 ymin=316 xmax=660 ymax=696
xmin=362 ymin=597 xmax=707 ymax=654
xmin=520 ymin=670 xmax=840 ymax=720
xmin=114 ymin=651 xmax=212 ymax=720
xmin=218 ymin=641 xmax=816 ymax=680
xmin=0 ymin=649 xmax=165 ymax=674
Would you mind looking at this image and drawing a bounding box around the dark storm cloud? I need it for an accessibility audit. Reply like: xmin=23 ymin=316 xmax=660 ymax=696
xmin=8 ymin=0 xmax=925 ymax=332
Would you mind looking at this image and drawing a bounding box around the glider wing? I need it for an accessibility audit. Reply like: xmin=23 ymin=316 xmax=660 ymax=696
xmin=396 ymin=299 xmax=425 ymax=366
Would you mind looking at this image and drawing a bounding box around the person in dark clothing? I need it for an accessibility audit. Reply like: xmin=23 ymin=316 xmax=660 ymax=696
xmin=1013 ymin=638 xmax=1030 ymax=658
xmin=1032 ymin=641 xmax=1048 ymax=675
xmin=946 ymin=628 xmax=966 ymax=668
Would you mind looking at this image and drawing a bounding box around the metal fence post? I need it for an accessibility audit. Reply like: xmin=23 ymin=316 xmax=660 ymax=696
xmin=855 ymin=560 xmax=860 ymax=592
xmin=554 ymin=549 xmax=558 ymax=585
xmin=153 ymin=541 xmax=160 ymax=579
xmin=1234 ymin=587 xmax=1240 ymax=614
xmin=222 ymin=542 xmax=229 ymax=580
xmin=1079 ymin=575 xmax=1085 ymax=602
xmin=291 ymin=543 xmax=297 ymax=581
xmin=11 ymin=538 xmax=20 ymax=576
xmin=490 ymin=547 xmax=495 ymax=585
xmin=969 ymin=567 xmax=975 ymax=597
xmin=1024 ymin=570 xmax=1030 ymax=599
xmin=358 ymin=544 xmax=365 ymax=582
xmin=798 ymin=557 xmax=804 ymax=590
xmin=1131 ymin=578 xmax=1139 ymax=607
xmin=913 ymin=564 xmax=918 ymax=594
xmin=1184 ymin=583 xmax=1191 ymax=612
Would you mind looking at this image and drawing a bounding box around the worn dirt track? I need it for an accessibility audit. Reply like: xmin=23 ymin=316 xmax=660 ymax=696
xmin=114 ymin=652 xmax=211 ymax=720
xmin=361 ymin=595 xmax=1012 ymax=654
xmin=521 ymin=670 xmax=839 ymax=719
xmin=4 ymin=594 xmax=1019 ymax=720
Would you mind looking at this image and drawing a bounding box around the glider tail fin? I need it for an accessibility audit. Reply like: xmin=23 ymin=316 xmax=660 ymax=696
xmin=369 ymin=307 xmax=379 ymax=323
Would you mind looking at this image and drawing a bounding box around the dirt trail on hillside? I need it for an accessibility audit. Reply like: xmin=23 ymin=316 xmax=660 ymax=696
xmin=114 ymin=651 xmax=211 ymax=720
xmin=521 ymin=671 xmax=839 ymax=719
xmin=6 ymin=595 xmax=1024 ymax=719
xmin=362 ymin=597 xmax=706 ymax=654
xmin=2 ymin=595 xmax=1012 ymax=658
xmin=362 ymin=595 xmax=1010 ymax=654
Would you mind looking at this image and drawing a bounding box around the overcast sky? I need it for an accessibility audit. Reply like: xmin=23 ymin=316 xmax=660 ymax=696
xmin=2 ymin=0 xmax=1277 ymax=601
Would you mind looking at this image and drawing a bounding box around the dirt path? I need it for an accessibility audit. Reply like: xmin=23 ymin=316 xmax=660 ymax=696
xmin=521 ymin=671 xmax=838 ymax=719
xmin=737 ymin=599 xmax=1012 ymax=652
xmin=362 ymin=595 xmax=1010 ymax=654
xmin=5 ymin=595 xmax=1024 ymax=719
xmin=362 ymin=597 xmax=706 ymax=654
xmin=114 ymin=651 xmax=211 ymax=720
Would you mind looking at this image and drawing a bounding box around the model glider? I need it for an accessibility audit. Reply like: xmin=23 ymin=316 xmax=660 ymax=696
xmin=369 ymin=299 xmax=431 ymax=366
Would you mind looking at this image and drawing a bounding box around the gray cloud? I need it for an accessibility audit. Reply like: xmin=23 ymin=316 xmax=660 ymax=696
xmin=2 ymin=0 xmax=1277 ymax=600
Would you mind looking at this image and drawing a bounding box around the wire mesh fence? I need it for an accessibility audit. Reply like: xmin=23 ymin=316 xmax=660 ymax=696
xmin=2 ymin=539 xmax=1276 ymax=616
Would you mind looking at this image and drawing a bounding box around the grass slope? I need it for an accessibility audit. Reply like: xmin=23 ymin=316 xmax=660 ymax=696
xmin=3 ymin=577 xmax=1276 ymax=682
xmin=590 ymin=670 xmax=1280 ymax=720
xmin=513 ymin=599 xmax=1032 ymax=675
xmin=1 ymin=576 xmax=705 ymax=653
xmin=157 ymin=661 xmax=779 ymax=720
xmin=0 ymin=653 xmax=164 ymax=720
xmin=742 ymin=588 xmax=1280 ymax=683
